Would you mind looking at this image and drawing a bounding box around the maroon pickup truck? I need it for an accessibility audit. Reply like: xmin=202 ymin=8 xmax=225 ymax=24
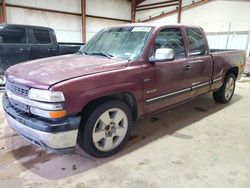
xmin=3 ymin=23 xmax=246 ymax=157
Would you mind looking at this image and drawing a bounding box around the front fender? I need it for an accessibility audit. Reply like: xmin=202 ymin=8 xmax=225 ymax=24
xmin=50 ymin=66 xmax=144 ymax=116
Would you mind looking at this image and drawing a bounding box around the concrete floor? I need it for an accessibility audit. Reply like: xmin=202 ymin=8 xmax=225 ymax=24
xmin=0 ymin=78 xmax=250 ymax=188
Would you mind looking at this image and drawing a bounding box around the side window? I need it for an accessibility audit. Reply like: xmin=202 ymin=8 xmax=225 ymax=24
xmin=152 ymin=28 xmax=186 ymax=59
xmin=33 ymin=29 xmax=52 ymax=44
xmin=0 ymin=27 xmax=26 ymax=44
xmin=186 ymin=28 xmax=207 ymax=56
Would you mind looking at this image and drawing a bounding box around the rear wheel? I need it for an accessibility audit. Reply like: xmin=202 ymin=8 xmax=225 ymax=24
xmin=78 ymin=100 xmax=133 ymax=157
xmin=213 ymin=73 xmax=236 ymax=103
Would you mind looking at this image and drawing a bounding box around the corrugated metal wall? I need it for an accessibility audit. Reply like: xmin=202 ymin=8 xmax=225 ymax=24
xmin=4 ymin=0 xmax=131 ymax=42
xmin=147 ymin=0 xmax=250 ymax=55
xmin=207 ymin=32 xmax=249 ymax=51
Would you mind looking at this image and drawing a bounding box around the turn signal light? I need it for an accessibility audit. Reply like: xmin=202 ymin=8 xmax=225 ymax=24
xmin=30 ymin=107 xmax=67 ymax=119
xmin=49 ymin=110 xmax=67 ymax=119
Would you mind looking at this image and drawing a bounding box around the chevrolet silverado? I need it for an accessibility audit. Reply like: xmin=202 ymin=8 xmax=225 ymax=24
xmin=3 ymin=23 xmax=246 ymax=157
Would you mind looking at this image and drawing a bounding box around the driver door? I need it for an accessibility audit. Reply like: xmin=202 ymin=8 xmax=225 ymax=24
xmin=143 ymin=27 xmax=193 ymax=114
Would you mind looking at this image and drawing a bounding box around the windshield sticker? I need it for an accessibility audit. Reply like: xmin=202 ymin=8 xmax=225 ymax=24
xmin=132 ymin=27 xmax=151 ymax=32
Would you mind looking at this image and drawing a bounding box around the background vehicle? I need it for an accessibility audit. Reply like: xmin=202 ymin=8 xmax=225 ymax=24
xmin=0 ymin=24 xmax=83 ymax=84
xmin=3 ymin=23 xmax=246 ymax=157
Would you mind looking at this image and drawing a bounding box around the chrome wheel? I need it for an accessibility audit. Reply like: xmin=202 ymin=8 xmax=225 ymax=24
xmin=92 ymin=108 xmax=128 ymax=152
xmin=225 ymin=77 xmax=235 ymax=100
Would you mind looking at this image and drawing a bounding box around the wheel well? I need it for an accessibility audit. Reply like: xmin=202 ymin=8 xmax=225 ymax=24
xmin=226 ymin=67 xmax=238 ymax=79
xmin=80 ymin=92 xmax=138 ymax=123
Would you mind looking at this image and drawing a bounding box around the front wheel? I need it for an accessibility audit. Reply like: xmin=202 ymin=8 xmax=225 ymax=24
xmin=213 ymin=73 xmax=236 ymax=103
xmin=78 ymin=100 xmax=133 ymax=157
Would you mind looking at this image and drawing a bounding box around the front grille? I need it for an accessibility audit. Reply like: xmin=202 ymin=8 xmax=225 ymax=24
xmin=9 ymin=98 xmax=29 ymax=113
xmin=5 ymin=80 xmax=29 ymax=97
xmin=5 ymin=80 xmax=30 ymax=113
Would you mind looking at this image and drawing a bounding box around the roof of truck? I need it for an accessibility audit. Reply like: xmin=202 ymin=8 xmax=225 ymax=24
xmin=107 ymin=22 xmax=203 ymax=30
xmin=0 ymin=23 xmax=53 ymax=30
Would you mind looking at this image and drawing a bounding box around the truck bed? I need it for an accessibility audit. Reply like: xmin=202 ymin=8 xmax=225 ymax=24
xmin=210 ymin=49 xmax=246 ymax=80
xmin=210 ymin=49 xmax=240 ymax=53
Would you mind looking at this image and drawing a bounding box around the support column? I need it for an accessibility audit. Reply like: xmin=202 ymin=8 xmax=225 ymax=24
xmin=81 ymin=0 xmax=86 ymax=43
xmin=131 ymin=0 xmax=136 ymax=23
xmin=245 ymin=25 xmax=250 ymax=56
xmin=177 ymin=0 xmax=182 ymax=23
xmin=225 ymin=22 xmax=231 ymax=49
xmin=1 ymin=0 xmax=7 ymax=23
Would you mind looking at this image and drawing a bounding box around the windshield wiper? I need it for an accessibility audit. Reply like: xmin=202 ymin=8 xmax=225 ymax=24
xmin=88 ymin=52 xmax=113 ymax=59
xmin=77 ymin=50 xmax=113 ymax=59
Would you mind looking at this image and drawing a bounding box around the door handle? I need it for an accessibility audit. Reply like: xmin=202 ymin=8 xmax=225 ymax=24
xmin=184 ymin=64 xmax=192 ymax=70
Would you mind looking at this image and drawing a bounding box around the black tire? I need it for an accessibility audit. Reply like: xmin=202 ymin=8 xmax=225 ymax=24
xmin=78 ymin=100 xmax=133 ymax=157
xmin=213 ymin=73 xmax=236 ymax=103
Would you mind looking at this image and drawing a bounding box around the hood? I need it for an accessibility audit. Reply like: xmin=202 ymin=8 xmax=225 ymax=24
xmin=6 ymin=54 xmax=128 ymax=89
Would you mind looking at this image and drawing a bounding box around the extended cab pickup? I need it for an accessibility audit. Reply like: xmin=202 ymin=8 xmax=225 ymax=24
xmin=0 ymin=24 xmax=83 ymax=84
xmin=3 ymin=24 xmax=246 ymax=157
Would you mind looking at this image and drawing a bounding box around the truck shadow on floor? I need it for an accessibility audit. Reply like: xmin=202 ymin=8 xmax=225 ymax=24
xmin=6 ymin=94 xmax=242 ymax=180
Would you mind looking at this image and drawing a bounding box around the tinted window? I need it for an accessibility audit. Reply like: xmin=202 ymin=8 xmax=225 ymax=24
xmin=152 ymin=28 xmax=186 ymax=59
xmin=33 ymin=29 xmax=51 ymax=44
xmin=0 ymin=27 xmax=26 ymax=44
xmin=186 ymin=28 xmax=206 ymax=56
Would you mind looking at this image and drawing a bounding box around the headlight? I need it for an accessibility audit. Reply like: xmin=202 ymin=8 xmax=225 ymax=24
xmin=28 ymin=88 xmax=65 ymax=102
xmin=30 ymin=107 xmax=67 ymax=119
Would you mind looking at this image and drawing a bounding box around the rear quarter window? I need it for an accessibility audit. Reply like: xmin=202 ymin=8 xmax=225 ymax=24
xmin=33 ymin=29 xmax=52 ymax=44
xmin=0 ymin=27 xmax=27 ymax=44
xmin=186 ymin=28 xmax=207 ymax=56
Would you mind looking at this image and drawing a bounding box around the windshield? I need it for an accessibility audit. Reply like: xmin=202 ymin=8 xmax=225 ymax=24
xmin=80 ymin=26 xmax=152 ymax=60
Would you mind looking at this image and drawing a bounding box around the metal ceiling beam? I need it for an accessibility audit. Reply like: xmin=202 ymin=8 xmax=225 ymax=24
xmin=135 ymin=0 xmax=147 ymax=6
xmin=4 ymin=3 xmax=82 ymax=16
xmin=87 ymin=15 xmax=130 ymax=22
xmin=2 ymin=3 xmax=130 ymax=22
xmin=136 ymin=2 xmax=179 ymax=11
xmin=136 ymin=0 xmax=178 ymax=8
xmin=141 ymin=0 xmax=211 ymax=22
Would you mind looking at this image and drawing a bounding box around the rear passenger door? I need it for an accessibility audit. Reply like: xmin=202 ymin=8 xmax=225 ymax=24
xmin=30 ymin=28 xmax=57 ymax=60
xmin=185 ymin=27 xmax=213 ymax=98
xmin=0 ymin=26 xmax=30 ymax=75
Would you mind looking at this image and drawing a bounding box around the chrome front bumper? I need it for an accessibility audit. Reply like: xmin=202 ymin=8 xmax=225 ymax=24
xmin=3 ymin=91 xmax=81 ymax=152
xmin=5 ymin=112 xmax=78 ymax=151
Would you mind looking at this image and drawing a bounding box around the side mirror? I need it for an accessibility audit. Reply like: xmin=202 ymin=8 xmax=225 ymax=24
xmin=149 ymin=48 xmax=175 ymax=65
